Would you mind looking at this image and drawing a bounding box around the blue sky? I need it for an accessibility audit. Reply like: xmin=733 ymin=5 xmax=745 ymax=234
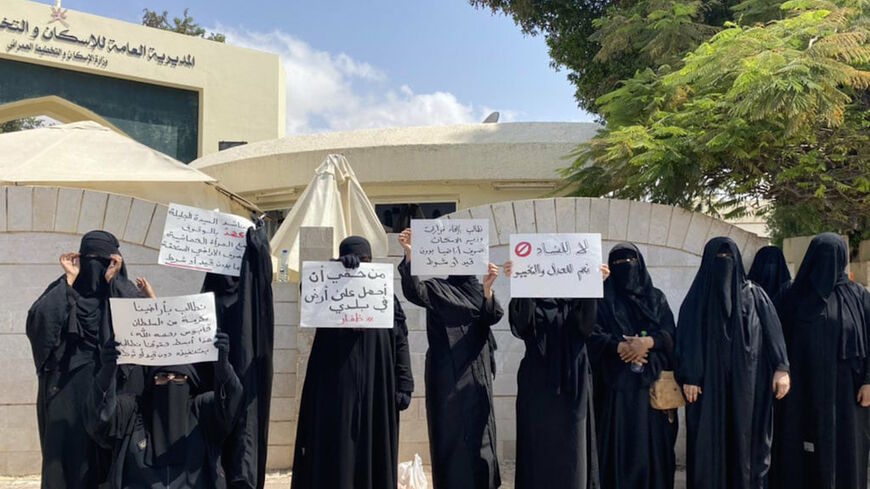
xmin=55 ymin=0 xmax=595 ymax=133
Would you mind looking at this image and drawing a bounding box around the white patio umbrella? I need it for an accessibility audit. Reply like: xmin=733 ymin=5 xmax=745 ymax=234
xmin=0 ymin=121 xmax=258 ymax=214
xmin=270 ymin=153 xmax=388 ymax=282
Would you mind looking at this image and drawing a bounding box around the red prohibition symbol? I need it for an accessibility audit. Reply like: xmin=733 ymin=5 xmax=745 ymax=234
xmin=515 ymin=241 xmax=532 ymax=257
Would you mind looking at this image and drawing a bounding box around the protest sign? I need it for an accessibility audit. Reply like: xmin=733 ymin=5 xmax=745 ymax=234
xmin=110 ymin=293 xmax=219 ymax=366
xmin=509 ymin=233 xmax=604 ymax=298
xmin=301 ymin=261 xmax=394 ymax=329
xmin=410 ymin=219 xmax=489 ymax=276
xmin=158 ymin=203 xmax=254 ymax=276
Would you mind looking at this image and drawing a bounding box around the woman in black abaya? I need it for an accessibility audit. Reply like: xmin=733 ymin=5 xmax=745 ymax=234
xmin=590 ymin=243 xmax=677 ymax=489
xmin=771 ymin=233 xmax=870 ymax=489
xmin=504 ymin=260 xmax=609 ymax=489
xmin=291 ymin=236 xmax=414 ymax=489
xmin=26 ymin=230 xmax=152 ymax=489
xmin=397 ymin=228 xmax=503 ymax=489
xmin=675 ymin=237 xmax=791 ymax=489
xmin=748 ymin=246 xmax=792 ymax=299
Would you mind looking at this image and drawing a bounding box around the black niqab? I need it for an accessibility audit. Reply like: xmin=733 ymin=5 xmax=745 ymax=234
xmin=145 ymin=365 xmax=200 ymax=466
xmin=590 ymin=243 xmax=678 ymax=489
xmin=676 ymin=236 xmax=790 ymax=489
xmin=747 ymin=246 xmax=792 ymax=299
xmin=771 ymin=233 xmax=870 ymax=489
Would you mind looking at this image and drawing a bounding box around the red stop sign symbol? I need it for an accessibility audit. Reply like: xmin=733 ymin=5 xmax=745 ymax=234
xmin=515 ymin=241 xmax=532 ymax=257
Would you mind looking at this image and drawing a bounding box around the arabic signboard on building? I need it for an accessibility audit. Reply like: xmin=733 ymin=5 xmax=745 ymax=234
xmin=0 ymin=7 xmax=196 ymax=70
xmin=300 ymin=261 xmax=395 ymax=329
xmin=509 ymin=233 xmax=604 ymax=298
xmin=410 ymin=219 xmax=489 ymax=276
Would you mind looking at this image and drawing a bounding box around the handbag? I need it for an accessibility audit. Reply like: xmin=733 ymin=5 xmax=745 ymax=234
xmin=649 ymin=370 xmax=686 ymax=410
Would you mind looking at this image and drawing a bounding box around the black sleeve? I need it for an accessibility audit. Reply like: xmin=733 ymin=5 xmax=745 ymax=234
xmin=508 ymin=298 xmax=536 ymax=340
xmin=567 ymin=298 xmax=597 ymax=337
xmin=25 ymin=278 xmax=75 ymax=373
xmin=394 ymin=299 xmax=414 ymax=394
xmin=480 ymin=292 xmax=504 ymax=327
xmin=586 ymin=300 xmax=621 ymax=364
xmin=197 ymin=361 xmax=244 ymax=444
xmin=755 ymin=286 xmax=790 ymax=372
xmin=650 ymin=292 xmax=676 ymax=355
xmin=85 ymin=371 xmax=137 ymax=447
xmin=860 ymin=287 xmax=870 ymax=385
xmin=398 ymin=257 xmax=436 ymax=310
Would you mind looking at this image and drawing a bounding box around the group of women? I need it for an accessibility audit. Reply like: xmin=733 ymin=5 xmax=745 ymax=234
xmin=296 ymin=230 xmax=870 ymax=489
xmin=27 ymin=228 xmax=273 ymax=489
xmin=24 ymin=227 xmax=870 ymax=489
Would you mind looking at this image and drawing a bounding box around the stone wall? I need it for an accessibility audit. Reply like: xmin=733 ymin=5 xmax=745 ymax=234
xmin=0 ymin=189 xmax=769 ymax=475
xmin=278 ymin=197 xmax=769 ymax=470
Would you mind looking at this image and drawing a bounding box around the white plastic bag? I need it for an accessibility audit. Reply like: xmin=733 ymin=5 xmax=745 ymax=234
xmin=398 ymin=453 xmax=428 ymax=489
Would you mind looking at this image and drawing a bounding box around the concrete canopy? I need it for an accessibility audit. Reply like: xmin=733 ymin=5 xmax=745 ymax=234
xmin=190 ymin=122 xmax=601 ymax=211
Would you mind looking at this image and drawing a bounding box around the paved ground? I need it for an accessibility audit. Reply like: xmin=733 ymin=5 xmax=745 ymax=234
xmin=0 ymin=464 xmax=687 ymax=489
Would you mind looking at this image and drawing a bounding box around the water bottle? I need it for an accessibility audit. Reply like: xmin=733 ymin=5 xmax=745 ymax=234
xmin=279 ymin=249 xmax=289 ymax=282
xmin=630 ymin=330 xmax=648 ymax=374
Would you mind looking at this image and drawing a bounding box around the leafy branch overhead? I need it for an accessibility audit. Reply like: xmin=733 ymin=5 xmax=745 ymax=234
xmin=473 ymin=0 xmax=870 ymax=243
xmin=142 ymin=8 xmax=226 ymax=42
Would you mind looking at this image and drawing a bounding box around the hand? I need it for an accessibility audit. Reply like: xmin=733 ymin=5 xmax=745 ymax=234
xmin=503 ymin=260 xmax=513 ymax=278
xmin=60 ymin=252 xmax=80 ymax=286
xmin=136 ymin=277 xmax=156 ymax=298
xmin=773 ymin=370 xmax=790 ymax=399
xmin=105 ymin=254 xmax=123 ymax=283
xmin=617 ymin=340 xmax=648 ymax=364
xmin=398 ymin=228 xmax=412 ymax=260
xmin=600 ymin=264 xmax=610 ymax=281
xmin=339 ymin=254 xmax=361 ymax=269
xmin=214 ymin=332 xmax=230 ymax=364
xmin=857 ymin=384 xmax=870 ymax=407
xmin=396 ymin=391 xmax=412 ymax=411
xmin=483 ymin=263 xmax=499 ymax=299
xmin=683 ymin=384 xmax=702 ymax=403
xmin=625 ymin=335 xmax=653 ymax=360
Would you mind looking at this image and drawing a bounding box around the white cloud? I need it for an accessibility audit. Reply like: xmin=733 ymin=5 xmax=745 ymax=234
xmin=215 ymin=25 xmax=517 ymax=134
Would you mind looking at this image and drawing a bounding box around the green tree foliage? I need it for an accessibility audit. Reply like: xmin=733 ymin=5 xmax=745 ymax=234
xmin=0 ymin=117 xmax=45 ymax=133
xmin=563 ymin=0 xmax=870 ymax=242
xmin=470 ymin=0 xmax=733 ymax=114
xmin=142 ymin=8 xmax=226 ymax=42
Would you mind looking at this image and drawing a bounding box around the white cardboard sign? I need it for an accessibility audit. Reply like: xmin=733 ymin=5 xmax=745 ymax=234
xmin=158 ymin=203 xmax=254 ymax=276
xmin=300 ymin=261 xmax=394 ymax=329
xmin=110 ymin=293 xmax=219 ymax=366
xmin=410 ymin=219 xmax=489 ymax=276
xmin=509 ymin=233 xmax=604 ymax=298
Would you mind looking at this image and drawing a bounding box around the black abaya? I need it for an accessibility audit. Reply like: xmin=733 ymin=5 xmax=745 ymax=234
xmin=675 ymin=237 xmax=789 ymax=489
xmin=589 ymin=243 xmax=677 ymax=489
xmin=771 ymin=233 xmax=870 ymax=489
xmin=399 ymin=258 xmax=503 ymax=489
xmin=26 ymin=231 xmax=145 ymax=489
xmin=747 ymin=246 xmax=792 ymax=299
xmin=290 ymin=298 xmax=414 ymax=489
xmin=202 ymin=223 xmax=275 ymax=489
xmin=509 ymin=296 xmax=599 ymax=489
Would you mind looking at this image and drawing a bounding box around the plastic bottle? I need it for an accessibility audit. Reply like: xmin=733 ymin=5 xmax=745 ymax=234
xmin=630 ymin=330 xmax=648 ymax=374
xmin=279 ymin=249 xmax=289 ymax=282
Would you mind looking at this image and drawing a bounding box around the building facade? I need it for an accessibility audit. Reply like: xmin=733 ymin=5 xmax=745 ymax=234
xmin=0 ymin=0 xmax=286 ymax=162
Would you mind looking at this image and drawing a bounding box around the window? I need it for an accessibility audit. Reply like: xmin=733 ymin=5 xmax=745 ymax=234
xmin=374 ymin=202 xmax=457 ymax=232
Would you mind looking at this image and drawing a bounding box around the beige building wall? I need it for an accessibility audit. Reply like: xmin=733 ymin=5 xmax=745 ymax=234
xmin=0 ymin=0 xmax=285 ymax=157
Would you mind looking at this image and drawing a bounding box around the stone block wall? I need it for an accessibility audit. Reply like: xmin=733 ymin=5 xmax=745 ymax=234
xmin=0 ymin=188 xmax=769 ymax=475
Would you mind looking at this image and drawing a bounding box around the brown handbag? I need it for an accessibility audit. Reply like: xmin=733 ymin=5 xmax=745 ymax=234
xmin=649 ymin=370 xmax=686 ymax=410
